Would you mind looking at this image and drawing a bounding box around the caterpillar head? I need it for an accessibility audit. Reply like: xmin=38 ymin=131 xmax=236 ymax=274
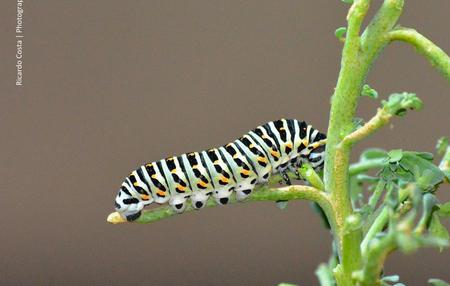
xmin=114 ymin=177 xmax=153 ymax=221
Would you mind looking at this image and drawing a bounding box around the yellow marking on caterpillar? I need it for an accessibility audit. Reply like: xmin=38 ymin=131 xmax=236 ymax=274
xmin=219 ymin=176 xmax=229 ymax=183
xmin=151 ymin=174 xmax=157 ymax=179
xmin=177 ymin=184 xmax=186 ymax=191
xmin=141 ymin=194 xmax=150 ymax=200
xmin=146 ymin=163 xmax=152 ymax=167
xmin=197 ymin=180 xmax=208 ymax=187
xmin=286 ymin=143 xmax=292 ymax=148
xmin=156 ymin=190 xmax=166 ymax=196
xmin=270 ymin=150 xmax=280 ymax=157
xmin=310 ymin=139 xmax=327 ymax=148
xmin=171 ymin=169 xmax=177 ymax=173
xmin=133 ymin=182 xmax=139 ymax=187
xmin=167 ymin=157 xmax=174 ymax=161
xmin=241 ymin=169 xmax=251 ymax=176
xmin=233 ymin=154 xmax=238 ymax=159
xmin=214 ymin=160 xmax=219 ymax=164
xmin=258 ymin=156 xmax=268 ymax=163
xmin=249 ymin=144 xmax=255 ymax=148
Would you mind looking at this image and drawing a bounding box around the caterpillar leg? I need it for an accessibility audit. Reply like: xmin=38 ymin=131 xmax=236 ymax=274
xmin=169 ymin=194 xmax=189 ymax=213
xmin=190 ymin=191 xmax=210 ymax=209
xmin=280 ymin=170 xmax=292 ymax=185
xmin=235 ymin=178 xmax=257 ymax=201
xmin=212 ymin=186 xmax=234 ymax=205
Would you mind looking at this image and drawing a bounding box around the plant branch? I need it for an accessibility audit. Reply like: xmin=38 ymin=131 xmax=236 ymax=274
xmin=361 ymin=185 xmax=412 ymax=255
xmin=342 ymin=108 xmax=392 ymax=148
xmin=349 ymin=158 xmax=386 ymax=176
xmin=107 ymin=184 xmax=332 ymax=225
xmin=388 ymin=27 xmax=450 ymax=82
xmin=359 ymin=233 xmax=396 ymax=286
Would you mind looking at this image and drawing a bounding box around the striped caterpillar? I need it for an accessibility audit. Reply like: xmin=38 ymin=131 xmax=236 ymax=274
xmin=113 ymin=119 xmax=326 ymax=221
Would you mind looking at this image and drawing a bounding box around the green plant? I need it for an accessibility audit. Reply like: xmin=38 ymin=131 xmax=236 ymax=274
xmin=108 ymin=1 xmax=450 ymax=285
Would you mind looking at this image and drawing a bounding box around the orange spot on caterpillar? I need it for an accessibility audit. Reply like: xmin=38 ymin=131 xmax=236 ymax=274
xmin=197 ymin=180 xmax=208 ymax=187
xmin=258 ymin=157 xmax=267 ymax=163
xmin=270 ymin=150 xmax=280 ymax=157
xmin=219 ymin=176 xmax=229 ymax=183
xmin=176 ymin=184 xmax=186 ymax=191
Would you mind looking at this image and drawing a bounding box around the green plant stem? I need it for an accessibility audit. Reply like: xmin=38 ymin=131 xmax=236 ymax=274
xmin=325 ymin=1 xmax=405 ymax=284
xmin=359 ymin=233 xmax=396 ymax=286
xmin=133 ymin=184 xmax=332 ymax=224
xmin=388 ymin=28 xmax=450 ymax=82
xmin=367 ymin=180 xmax=386 ymax=213
xmin=299 ymin=164 xmax=325 ymax=191
xmin=342 ymin=108 xmax=392 ymax=147
xmin=349 ymin=158 xmax=387 ymax=176
xmin=361 ymin=185 xmax=411 ymax=255
xmin=325 ymin=2 xmax=372 ymax=279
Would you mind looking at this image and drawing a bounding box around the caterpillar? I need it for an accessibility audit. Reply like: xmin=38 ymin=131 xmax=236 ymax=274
xmin=113 ymin=119 xmax=326 ymax=221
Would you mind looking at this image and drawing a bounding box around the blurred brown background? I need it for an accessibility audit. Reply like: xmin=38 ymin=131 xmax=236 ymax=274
xmin=0 ymin=1 xmax=449 ymax=285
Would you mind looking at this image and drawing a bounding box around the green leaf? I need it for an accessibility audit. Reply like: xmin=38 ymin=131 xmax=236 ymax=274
xmin=400 ymin=152 xmax=445 ymax=191
xmin=429 ymin=213 xmax=450 ymax=252
xmin=436 ymin=137 xmax=449 ymax=156
xmin=388 ymin=149 xmax=403 ymax=163
xmin=412 ymin=152 xmax=434 ymax=161
xmin=382 ymin=92 xmax=423 ymax=117
xmin=341 ymin=0 xmax=354 ymax=4
xmin=361 ymin=84 xmax=379 ymax=99
xmin=429 ymin=278 xmax=450 ymax=286
xmin=438 ymin=202 xmax=450 ymax=218
xmin=335 ymin=27 xmax=347 ymax=39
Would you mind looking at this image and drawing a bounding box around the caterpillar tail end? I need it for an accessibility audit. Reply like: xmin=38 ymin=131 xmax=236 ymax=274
xmin=107 ymin=212 xmax=127 ymax=224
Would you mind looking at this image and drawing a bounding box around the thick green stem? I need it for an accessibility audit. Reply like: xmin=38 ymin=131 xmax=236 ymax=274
xmin=325 ymin=1 xmax=405 ymax=285
xmin=388 ymin=28 xmax=450 ymax=82
xmin=325 ymin=2 xmax=371 ymax=272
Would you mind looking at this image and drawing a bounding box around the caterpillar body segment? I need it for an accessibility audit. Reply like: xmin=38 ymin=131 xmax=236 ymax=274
xmin=113 ymin=119 xmax=326 ymax=221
